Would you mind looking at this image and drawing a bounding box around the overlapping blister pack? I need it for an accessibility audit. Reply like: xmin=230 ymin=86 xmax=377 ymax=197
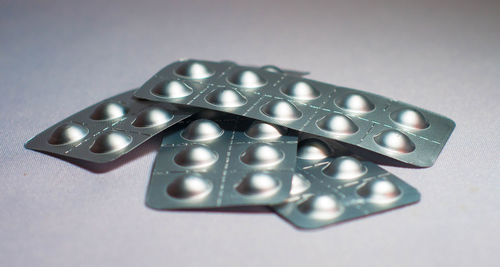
xmin=273 ymin=137 xmax=420 ymax=229
xmin=25 ymin=89 xmax=194 ymax=163
xmin=134 ymin=59 xmax=455 ymax=167
xmin=26 ymin=59 xmax=455 ymax=229
xmin=146 ymin=113 xmax=297 ymax=209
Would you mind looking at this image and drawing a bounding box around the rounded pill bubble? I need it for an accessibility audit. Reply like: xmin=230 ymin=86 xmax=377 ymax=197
xmin=335 ymin=93 xmax=374 ymax=113
xmin=240 ymin=143 xmax=284 ymax=167
xmin=181 ymin=119 xmax=223 ymax=141
xmin=260 ymin=99 xmax=302 ymax=121
xmin=297 ymin=194 xmax=343 ymax=220
xmin=280 ymin=81 xmax=320 ymax=100
xmin=48 ymin=123 xmax=89 ymax=145
xmin=151 ymin=80 xmax=193 ymax=99
xmin=89 ymin=131 xmax=132 ymax=154
xmin=204 ymin=88 xmax=247 ymax=107
xmin=167 ymin=173 xmax=213 ymax=199
xmin=174 ymin=144 xmax=218 ymax=168
xmin=90 ymin=102 xmax=128 ymax=121
xmin=390 ymin=108 xmax=429 ymax=129
xmin=297 ymin=139 xmax=332 ymax=160
xmin=357 ymin=178 xmax=402 ymax=204
xmin=245 ymin=121 xmax=284 ymax=140
xmin=132 ymin=107 xmax=173 ymax=128
xmin=175 ymin=62 xmax=214 ymax=79
xmin=373 ymin=130 xmax=416 ymax=153
xmin=235 ymin=172 xmax=281 ymax=197
xmin=227 ymin=70 xmax=267 ymax=88
xmin=322 ymin=156 xmax=367 ymax=180
xmin=261 ymin=65 xmax=283 ymax=73
xmin=316 ymin=114 xmax=359 ymax=135
xmin=290 ymin=173 xmax=311 ymax=196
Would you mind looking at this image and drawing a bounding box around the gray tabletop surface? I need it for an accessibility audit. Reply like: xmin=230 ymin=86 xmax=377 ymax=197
xmin=1 ymin=0 xmax=499 ymax=266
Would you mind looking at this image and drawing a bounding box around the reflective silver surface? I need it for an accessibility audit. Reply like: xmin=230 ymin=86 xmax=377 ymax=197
xmin=297 ymin=194 xmax=344 ymax=220
xmin=335 ymin=93 xmax=375 ymax=113
xmin=173 ymin=144 xmax=218 ymax=168
xmin=151 ymin=80 xmax=193 ymax=99
xmin=48 ymin=123 xmax=89 ymax=145
xmin=132 ymin=107 xmax=173 ymax=128
xmin=205 ymin=88 xmax=247 ymax=107
xmin=227 ymin=70 xmax=267 ymax=88
xmin=235 ymin=172 xmax=281 ymax=197
xmin=181 ymin=119 xmax=224 ymax=141
xmin=273 ymin=136 xmax=420 ymax=229
xmin=390 ymin=108 xmax=429 ymax=129
xmin=280 ymin=81 xmax=320 ymax=100
xmin=240 ymin=143 xmax=285 ymax=167
xmin=89 ymin=131 xmax=132 ymax=154
xmin=322 ymin=156 xmax=367 ymax=180
xmin=90 ymin=102 xmax=128 ymax=121
xmin=260 ymin=99 xmax=302 ymax=121
xmin=296 ymin=138 xmax=332 ymax=160
xmin=167 ymin=173 xmax=213 ymax=200
xmin=25 ymin=89 xmax=193 ymax=163
xmin=357 ymin=178 xmax=402 ymax=204
xmin=134 ymin=59 xmax=455 ymax=167
xmin=289 ymin=173 xmax=311 ymax=197
xmin=373 ymin=129 xmax=416 ymax=153
xmin=244 ymin=121 xmax=284 ymax=140
xmin=146 ymin=115 xmax=297 ymax=209
xmin=175 ymin=62 xmax=215 ymax=79
xmin=316 ymin=114 xmax=358 ymax=135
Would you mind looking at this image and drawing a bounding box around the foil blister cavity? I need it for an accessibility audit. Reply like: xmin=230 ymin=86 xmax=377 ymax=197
xmin=167 ymin=173 xmax=213 ymax=199
xmin=89 ymin=131 xmax=132 ymax=154
xmin=235 ymin=172 xmax=281 ymax=197
xmin=174 ymin=144 xmax=218 ymax=168
xmin=48 ymin=123 xmax=89 ymax=145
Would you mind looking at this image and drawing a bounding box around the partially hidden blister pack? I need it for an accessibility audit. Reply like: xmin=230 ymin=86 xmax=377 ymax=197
xmin=272 ymin=136 xmax=420 ymax=229
xmin=146 ymin=113 xmax=298 ymax=209
xmin=25 ymin=89 xmax=194 ymax=163
xmin=134 ymin=59 xmax=455 ymax=167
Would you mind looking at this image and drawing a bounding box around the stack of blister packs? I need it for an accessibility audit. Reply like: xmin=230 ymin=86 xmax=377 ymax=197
xmin=25 ymin=59 xmax=455 ymax=229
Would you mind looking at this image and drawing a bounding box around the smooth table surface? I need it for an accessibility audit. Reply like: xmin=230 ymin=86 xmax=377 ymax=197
xmin=1 ymin=0 xmax=499 ymax=266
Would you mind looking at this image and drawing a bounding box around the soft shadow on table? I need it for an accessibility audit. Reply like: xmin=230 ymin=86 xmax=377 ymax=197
xmin=275 ymin=200 xmax=421 ymax=231
xmin=33 ymin=134 xmax=164 ymax=174
xmin=160 ymin=206 xmax=273 ymax=214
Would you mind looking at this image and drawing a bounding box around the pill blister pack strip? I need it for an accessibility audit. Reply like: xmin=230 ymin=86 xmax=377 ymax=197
xmin=25 ymin=89 xmax=194 ymax=163
xmin=272 ymin=137 xmax=420 ymax=229
xmin=146 ymin=114 xmax=298 ymax=209
xmin=134 ymin=59 xmax=455 ymax=167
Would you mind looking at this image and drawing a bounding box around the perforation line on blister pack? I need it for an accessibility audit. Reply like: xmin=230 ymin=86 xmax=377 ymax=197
xmin=62 ymin=117 xmax=126 ymax=154
xmin=297 ymin=86 xmax=337 ymax=132
xmin=149 ymin=116 xmax=297 ymax=209
xmin=178 ymin=63 xmax=443 ymax=145
xmin=359 ymin=123 xmax=376 ymax=143
xmin=62 ymin=102 xmax=172 ymax=154
xmin=299 ymin=167 xmax=348 ymax=198
xmin=238 ymin=81 xmax=443 ymax=145
xmin=185 ymin=64 xmax=236 ymax=106
xmin=216 ymin=122 xmax=237 ymax=206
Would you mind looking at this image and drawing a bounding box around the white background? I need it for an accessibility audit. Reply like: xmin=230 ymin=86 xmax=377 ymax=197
xmin=1 ymin=0 xmax=499 ymax=266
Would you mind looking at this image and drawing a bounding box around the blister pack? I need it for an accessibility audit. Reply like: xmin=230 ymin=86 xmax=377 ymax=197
xmin=25 ymin=89 xmax=194 ymax=163
xmin=134 ymin=59 xmax=455 ymax=167
xmin=272 ymin=137 xmax=420 ymax=229
xmin=146 ymin=113 xmax=298 ymax=209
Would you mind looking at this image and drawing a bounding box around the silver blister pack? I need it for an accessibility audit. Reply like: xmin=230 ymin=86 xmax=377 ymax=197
xmin=272 ymin=137 xmax=420 ymax=229
xmin=25 ymin=89 xmax=193 ymax=163
xmin=134 ymin=59 xmax=455 ymax=167
xmin=146 ymin=114 xmax=298 ymax=209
